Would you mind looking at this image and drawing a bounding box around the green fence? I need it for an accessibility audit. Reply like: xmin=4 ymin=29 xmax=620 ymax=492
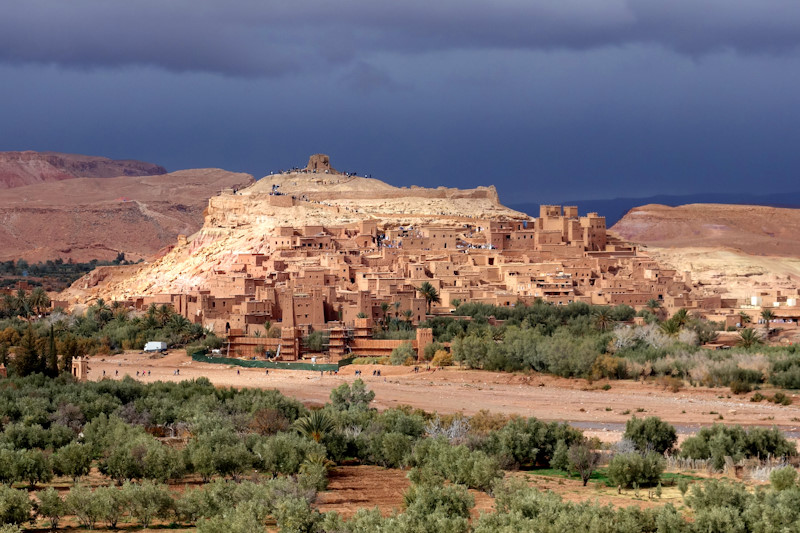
xmin=191 ymin=351 xmax=355 ymax=372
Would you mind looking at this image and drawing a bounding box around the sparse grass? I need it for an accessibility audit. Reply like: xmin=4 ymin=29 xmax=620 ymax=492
xmin=528 ymin=468 xmax=704 ymax=488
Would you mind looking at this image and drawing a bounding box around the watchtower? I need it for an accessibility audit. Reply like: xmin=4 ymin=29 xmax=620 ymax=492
xmin=415 ymin=328 xmax=433 ymax=361
xmin=306 ymin=154 xmax=338 ymax=174
xmin=71 ymin=356 xmax=89 ymax=382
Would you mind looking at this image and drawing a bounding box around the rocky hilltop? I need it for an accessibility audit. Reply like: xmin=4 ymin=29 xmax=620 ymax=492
xmin=0 ymin=169 xmax=254 ymax=263
xmin=61 ymin=167 xmax=526 ymax=302
xmin=612 ymin=203 xmax=800 ymax=298
xmin=0 ymin=151 xmax=166 ymax=189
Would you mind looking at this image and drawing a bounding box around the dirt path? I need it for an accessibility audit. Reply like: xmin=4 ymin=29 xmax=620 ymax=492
xmin=88 ymin=351 xmax=800 ymax=443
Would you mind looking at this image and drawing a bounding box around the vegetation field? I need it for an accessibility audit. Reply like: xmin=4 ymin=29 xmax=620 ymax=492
xmin=0 ymin=373 xmax=798 ymax=532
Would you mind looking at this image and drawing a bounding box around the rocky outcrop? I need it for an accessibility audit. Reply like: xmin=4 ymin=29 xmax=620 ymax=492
xmin=0 ymin=151 xmax=166 ymax=189
xmin=0 ymin=169 xmax=254 ymax=262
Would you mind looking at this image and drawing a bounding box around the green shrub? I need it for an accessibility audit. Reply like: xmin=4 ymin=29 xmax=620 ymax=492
xmin=253 ymin=432 xmax=326 ymax=475
xmin=35 ymin=487 xmax=65 ymax=530
xmin=390 ymin=342 xmax=416 ymax=366
xmin=14 ymin=449 xmax=53 ymax=486
xmin=186 ymin=429 xmax=254 ymax=481
xmin=65 ymin=484 xmax=101 ymax=529
xmin=423 ymin=342 xmax=445 ymax=361
xmin=730 ymin=380 xmax=753 ymax=394
xmin=303 ymin=331 xmax=328 ymax=352
xmin=684 ymin=479 xmax=750 ymax=511
xmin=482 ymin=417 xmax=583 ymax=469
xmin=549 ymin=440 xmax=570 ymax=471
xmin=771 ymin=392 xmax=792 ymax=406
xmin=0 ymin=485 xmax=32 ymax=525
xmin=623 ymin=416 xmax=677 ymax=454
xmin=123 ymin=480 xmax=174 ymax=528
xmin=607 ymin=452 xmax=665 ymax=488
xmin=93 ymin=486 xmax=129 ymax=529
xmin=329 ymin=379 xmax=375 ymax=411
xmin=770 ymin=466 xmax=798 ymax=491
xmin=408 ymin=438 xmax=501 ymax=491
xmin=273 ymin=497 xmax=322 ymax=533
xmin=52 ymin=442 xmax=92 ymax=482
xmin=680 ymin=424 xmax=797 ymax=470
xmin=403 ymin=483 xmax=474 ymax=519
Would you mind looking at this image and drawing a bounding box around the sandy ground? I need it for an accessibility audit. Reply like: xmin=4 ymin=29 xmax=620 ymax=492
xmin=86 ymin=351 xmax=800 ymax=445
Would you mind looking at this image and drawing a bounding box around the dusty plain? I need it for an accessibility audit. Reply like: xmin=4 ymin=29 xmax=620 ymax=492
xmin=86 ymin=351 xmax=800 ymax=446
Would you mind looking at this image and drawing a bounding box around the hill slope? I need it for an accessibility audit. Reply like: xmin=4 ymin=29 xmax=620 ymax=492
xmin=60 ymin=172 xmax=526 ymax=302
xmin=0 ymin=151 xmax=166 ymax=189
xmin=611 ymin=203 xmax=800 ymax=257
xmin=611 ymin=203 xmax=800 ymax=299
xmin=0 ymin=169 xmax=254 ymax=263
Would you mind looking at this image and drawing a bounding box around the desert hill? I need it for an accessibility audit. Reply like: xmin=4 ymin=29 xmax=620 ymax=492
xmin=611 ymin=203 xmax=800 ymax=257
xmin=0 ymin=169 xmax=254 ymax=263
xmin=60 ymin=170 xmax=527 ymax=302
xmin=611 ymin=203 xmax=800 ymax=299
xmin=0 ymin=151 xmax=166 ymax=189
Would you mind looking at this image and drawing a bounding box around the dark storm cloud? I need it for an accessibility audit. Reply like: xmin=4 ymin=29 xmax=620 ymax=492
xmin=2 ymin=0 xmax=800 ymax=77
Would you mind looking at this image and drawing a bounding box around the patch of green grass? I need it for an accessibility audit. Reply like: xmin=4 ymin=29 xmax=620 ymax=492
xmin=529 ymin=468 xmax=704 ymax=487
xmin=529 ymin=467 xmax=611 ymax=485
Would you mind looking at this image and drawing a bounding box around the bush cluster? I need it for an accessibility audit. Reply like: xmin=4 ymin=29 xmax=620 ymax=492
xmin=680 ymin=424 xmax=797 ymax=470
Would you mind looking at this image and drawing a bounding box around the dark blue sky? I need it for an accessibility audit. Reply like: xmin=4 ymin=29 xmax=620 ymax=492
xmin=2 ymin=0 xmax=799 ymax=204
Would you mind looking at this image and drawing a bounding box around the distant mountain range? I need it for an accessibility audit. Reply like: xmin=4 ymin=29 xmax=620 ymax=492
xmin=0 ymin=151 xmax=166 ymax=189
xmin=509 ymin=192 xmax=800 ymax=226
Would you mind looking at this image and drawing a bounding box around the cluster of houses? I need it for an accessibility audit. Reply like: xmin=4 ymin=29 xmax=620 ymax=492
xmin=101 ymin=203 xmax=783 ymax=361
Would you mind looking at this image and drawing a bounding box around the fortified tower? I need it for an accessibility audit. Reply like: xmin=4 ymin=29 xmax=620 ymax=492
xmin=306 ymin=154 xmax=338 ymax=174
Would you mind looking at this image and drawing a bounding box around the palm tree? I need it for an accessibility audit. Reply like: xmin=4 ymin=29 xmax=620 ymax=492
xmin=393 ymin=301 xmax=401 ymax=319
xmin=92 ymin=298 xmax=112 ymax=325
xmin=142 ymin=312 xmax=159 ymax=330
xmin=417 ymin=281 xmax=441 ymax=314
xmin=594 ymin=308 xmax=613 ymax=332
xmin=761 ymin=308 xmax=775 ymax=338
xmin=293 ymin=410 xmax=335 ymax=443
xmin=671 ymin=308 xmax=690 ymax=328
xmin=402 ymin=309 xmax=413 ymax=328
xmin=450 ymin=299 xmax=461 ymax=310
xmin=738 ymin=311 xmax=751 ymax=327
xmin=156 ymin=304 xmax=172 ymax=327
xmin=380 ymin=302 xmax=390 ymax=330
xmin=645 ymin=299 xmax=663 ymax=320
xmin=15 ymin=289 xmax=31 ymax=319
xmin=169 ymin=314 xmax=190 ymax=330
xmin=112 ymin=306 xmax=130 ymax=323
xmin=29 ymin=287 xmax=50 ymax=316
xmin=660 ymin=319 xmax=681 ymax=335
xmin=737 ymin=328 xmax=763 ymax=349
xmin=2 ymin=293 xmax=18 ymax=318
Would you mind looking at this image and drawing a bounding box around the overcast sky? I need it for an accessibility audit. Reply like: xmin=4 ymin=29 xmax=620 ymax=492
xmin=1 ymin=0 xmax=799 ymax=203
